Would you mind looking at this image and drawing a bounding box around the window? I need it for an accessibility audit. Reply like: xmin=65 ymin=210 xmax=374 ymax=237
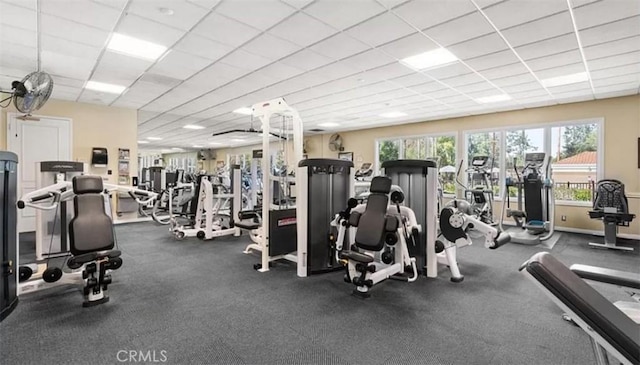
xmin=466 ymin=131 xmax=502 ymax=197
xmin=465 ymin=119 xmax=602 ymax=205
xmin=376 ymin=134 xmax=457 ymax=194
xmin=551 ymin=123 xmax=599 ymax=202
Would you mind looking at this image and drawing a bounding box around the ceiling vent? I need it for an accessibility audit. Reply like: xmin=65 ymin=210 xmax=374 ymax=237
xmin=139 ymin=73 xmax=182 ymax=88
xmin=309 ymin=128 xmax=325 ymax=132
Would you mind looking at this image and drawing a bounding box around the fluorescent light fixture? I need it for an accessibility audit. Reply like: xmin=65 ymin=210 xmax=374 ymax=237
xmin=209 ymin=142 xmax=220 ymax=145
xmin=192 ymin=145 xmax=203 ymax=148
xmin=318 ymin=122 xmax=340 ymax=128
xmin=231 ymin=138 xmax=245 ymax=142
xmin=171 ymin=147 xmax=182 ymax=150
xmin=379 ymin=111 xmax=407 ymax=118
xmin=400 ymin=48 xmax=458 ymax=70
xmin=85 ymin=80 xmax=126 ymax=94
xmin=137 ymin=140 xmax=149 ymax=144
xmin=233 ymin=107 xmax=252 ymax=115
xmin=147 ymin=137 xmax=162 ymax=140
xmin=541 ymin=72 xmax=589 ymax=88
xmin=183 ymin=124 xmax=205 ymax=130
xmin=107 ymin=33 xmax=167 ymax=61
xmin=475 ymin=94 xmax=512 ymax=103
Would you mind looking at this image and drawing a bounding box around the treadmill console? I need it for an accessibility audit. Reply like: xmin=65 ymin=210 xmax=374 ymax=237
xmin=524 ymin=152 xmax=546 ymax=167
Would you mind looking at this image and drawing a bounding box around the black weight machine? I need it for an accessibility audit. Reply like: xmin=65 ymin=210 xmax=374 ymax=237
xmin=588 ymin=179 xmax=636 ymax=251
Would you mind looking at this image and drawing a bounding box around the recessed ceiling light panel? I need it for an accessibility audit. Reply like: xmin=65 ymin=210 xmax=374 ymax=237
xmin=85 ymin=80 xmax=126 ymax=94
xmin=379 ymin=111 xmax=408 ymax=118
xmin=541 ymin=72 xmax=589 ymax=88
xmin=183 ymin=125 xmax=205 ymax=130
xmin=475 ymin=94 xmax=512 ymax=103
xmin=400 ymin=48 xmax=458 ymax=70
xmin=107 ymin=33 xmax=167 ymax=61
xmin=233 ymin=107 xmax=253 ymax=115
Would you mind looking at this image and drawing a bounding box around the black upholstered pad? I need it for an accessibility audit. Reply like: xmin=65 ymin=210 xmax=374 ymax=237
xmin=522 ymin=252 xmax=640 ymax=364
xmin=345 ymin=251 xmax=374 ymax=263
xmin=69 ymin=194 xmax=114 ymax=255
xmin=234 ymin=221 xmax=260 ymax=230
xmin=68 ymin=250 xmax=121 ymax=267
xmin=570 ymin=264 xmax=640 ymax=290
xmin=73 ymin=175 xmax=104 ymax=194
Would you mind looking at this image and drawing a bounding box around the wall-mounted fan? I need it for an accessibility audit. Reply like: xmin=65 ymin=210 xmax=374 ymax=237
xmin=197 ymin=149 xmax=216 ymax=161
xmin=328 ymin=133 xmax=344 ymax=152
xmin=0 ymin=71 xmax=54 ymax=114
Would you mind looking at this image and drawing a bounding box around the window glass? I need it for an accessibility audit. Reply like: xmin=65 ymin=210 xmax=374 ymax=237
xmin=467 ymin=131 xmax=502 ymax=197
xmin=378 ymin=140 xmax=400 ymax=164
xmin=551 ymin=123 xmax=598 ymax=202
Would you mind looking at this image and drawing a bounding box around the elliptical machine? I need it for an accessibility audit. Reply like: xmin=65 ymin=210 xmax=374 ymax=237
xmin=499 ymin=152 xmax=557 ymax=245
xmin=454 ymin=156 xmax=495 ymax=225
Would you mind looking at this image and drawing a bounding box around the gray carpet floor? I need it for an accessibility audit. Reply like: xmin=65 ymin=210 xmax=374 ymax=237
xmin=1 ymin=223 xmax=638 ymax=365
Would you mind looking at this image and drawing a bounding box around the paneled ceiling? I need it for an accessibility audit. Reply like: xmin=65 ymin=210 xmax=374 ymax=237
xmin=1 ymin=0 xmax=639 ymax=151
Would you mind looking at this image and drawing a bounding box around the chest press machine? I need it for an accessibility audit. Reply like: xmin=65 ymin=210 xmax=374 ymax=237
xmin=588 ymin=179 xmax=636 ymax=251
xmin=335 ymin=176 xmax=419 ymax=298
xmin=18 ymin=176 xmax=156 ymax=306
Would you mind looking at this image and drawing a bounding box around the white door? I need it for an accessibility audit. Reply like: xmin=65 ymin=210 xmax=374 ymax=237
xmin=6 ymin=113 xmax=72 ymax=232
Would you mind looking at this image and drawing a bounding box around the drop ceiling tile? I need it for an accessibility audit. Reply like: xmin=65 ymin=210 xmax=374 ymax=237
xmin=440 ymin=94 xmax=473 ymax=104
xmin=393 ymin=0 xmax=476 ymax=30
xmin=502 ymin=11 xmax=574 ymax=47
xmin=173 ymin=33 xmax=234 ymax=61
xmin=515 ymin=34 xmax=579 ymax=60
xmin=511 ymin=87 xmax=550 ymax=99
xmin=588 ymin=51 xmax=640 ymax=71
xmin=148 ymin=50 xmax=211 ymax=80
xmin=41 ymin=35 xmax=102 ymax=60
xmin=78 ymin=89 xmax=120 ymax=105
xmin=346 ymin=12 xmax=415 ymax=47
xmin=112 ymin=99 xmax=148 ymax=110
xmin=594 ymin=82 xmax=639 ymax=97
xmin=50 ymin=75 xmax=85 ymax=88
xmin=310 ymin=33 xmax=370 ymax=60
xmin=122 ymin=81 xmax=173 ymax=104
xmin=51 ymin=84 xmax=81 ymax=100
xmin=307 ymin=62 xmax=360 ymax=82
xmin=483 ymin=0 xmax=567 ymax=30
xmin=41 ymin=50 xmax=94 ymax=80
xmin=235 ymin=72 xmax=277 ymax=90
xmin=0 ymin=24 xmax=36 ymax=48
xmin=527 ymin=49 xmax=583 ymax=71
xmin=366 ymin=63 xmax=415 ymax=80
xmin=455 ymin=81 xmax=496 ymax=93
xmin=280 ymin=0 xmax=314 ymax=9
xmin=339 ymin=49 xmax=396 ymax=72
xmin=258 ymin=62 xmax=305 ymax=80
xmin=480 ymin=62 xmax=530 ymax=79
xmin=464 ymin=50 xmax=520 ymax=71
xmin=94 ymin=51 xmax=153 ymax=79
xmin=220 ymin=49 xmax=272 ymax=72
xmin=0 ymin=41 xmax=36 ymax=70
xmin=465 ymin=87 xmax=506 ymax=99
xmin=423 ymin=62 xmax=472 ymax=79
xmin=242 ymin=33 xmax=301 ymax=61
xmin=392 ymin=73 xmax=433 ymax=87
xmin=583 ymin=35 xmax=640 ymax=60
xmin=571 ymin=0 xmax=600 ymax=8
xmin=547 ymin=81 xmax=591 ymax=94
xmin=269 ymin=13 xmax=337 ymax=47
xmin=117 ymin=13 xmax=185 ymax=47
xmin=535 ymin=63 xmax=585 ymax=79
xmin=304 ymin=0 xmax=386 ymax=30
xmin=379 ymin=32 xmax=439 ymax=60
xmin=41 ymin=0 xmax=120 ymax=31
xmin=580 ymin=16 xmax=640 ymax=47
xmin=41 ymin=13 xmax=110 ymax=47
xmin=216 ymin=0 xmax=295 ymax=31
xmin=425 ymin=11 xmax=493 ymax=47
xmin=591 ymin=63 xmax=640 ymax=79
xmin=128 ymin=0 xmax=209 ymax=31
xmin=573 ymin=0 xmax=639 ymax=30
xmin=280 ymin=49 xmax=333 ymax=71
xmin=409 ymin=82 xmax=447 ymax=94
xmin=428 ymin=88 xmax=461 ymax=99
xmin=502 ymin=81 xmax=546 ymax=94
xmin=93 ymin=0 xmax=128 ymax=10
xmin=491 ymin=73 xmax=537 ymax=87
xmin=193 ymin=12 xmax=261 ymax=47
xmin=443 ymin=72 xmax=486 ymax=87
xmin=0 ymin=1 xmax=36 ymax=30
xmin=593 ymin=74 xmax=639 ymax=87
xmin=450 ymin=32 xmax=508 ymax=60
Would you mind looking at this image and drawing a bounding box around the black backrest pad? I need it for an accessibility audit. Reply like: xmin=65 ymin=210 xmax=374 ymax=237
xmin=594 ymin=179 xmax=628 ymax=213
xmin=370 ymin=176 xmax=392 ymax=194
xmin=524 ymin=252 xmax=639 ymax=363
xmin=69 ymin=194 xmax=114 ymax=255
xmin=73 ymin=175 xmax=103 ymax=194
xmin=354 ymin=177 xmax=392 ymax=251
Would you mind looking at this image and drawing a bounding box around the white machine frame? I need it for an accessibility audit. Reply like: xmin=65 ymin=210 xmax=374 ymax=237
xmin=242 ymin=98 xmax=304 ymax=272
xmin=17 ymin=180 xmax=156 ymax=296
xmin=171 ymin=169 xmax=241 ymax=240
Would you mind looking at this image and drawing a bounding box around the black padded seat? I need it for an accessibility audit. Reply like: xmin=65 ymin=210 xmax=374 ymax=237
xmin=68 ymin=250 xmax=121 ymax=269
xmin=352 ymin=177 xmax=393 ymax=252
xmin=521 ymin=252 xmax=640 ymax=364
xmin=235 ymin=221 xmax=260 ymax=230
xmin=69 ymin=176 xmax=114 ymax=255
xmin=345 ymin=251 xmax=374 ymax=264
xmin=570 ymin=264 xmax=640 ymax=290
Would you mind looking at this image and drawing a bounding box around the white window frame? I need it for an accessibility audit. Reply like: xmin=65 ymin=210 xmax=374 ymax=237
xmin=463 ymin=117 xmax=604 ymax=206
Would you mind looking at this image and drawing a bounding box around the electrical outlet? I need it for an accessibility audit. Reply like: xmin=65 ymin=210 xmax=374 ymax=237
xmin=561 ymin=215 xmax=567 ymax=221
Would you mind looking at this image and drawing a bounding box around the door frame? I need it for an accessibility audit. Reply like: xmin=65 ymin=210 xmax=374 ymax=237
xmin=6 ymin=112 xmax=73 ymax=232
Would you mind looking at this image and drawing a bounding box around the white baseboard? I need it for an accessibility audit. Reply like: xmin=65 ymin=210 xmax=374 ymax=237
xmin=501 ymin=222 xmax=640 ymax=241
xmin=113 ymin=216 xmax=152 ymax=225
